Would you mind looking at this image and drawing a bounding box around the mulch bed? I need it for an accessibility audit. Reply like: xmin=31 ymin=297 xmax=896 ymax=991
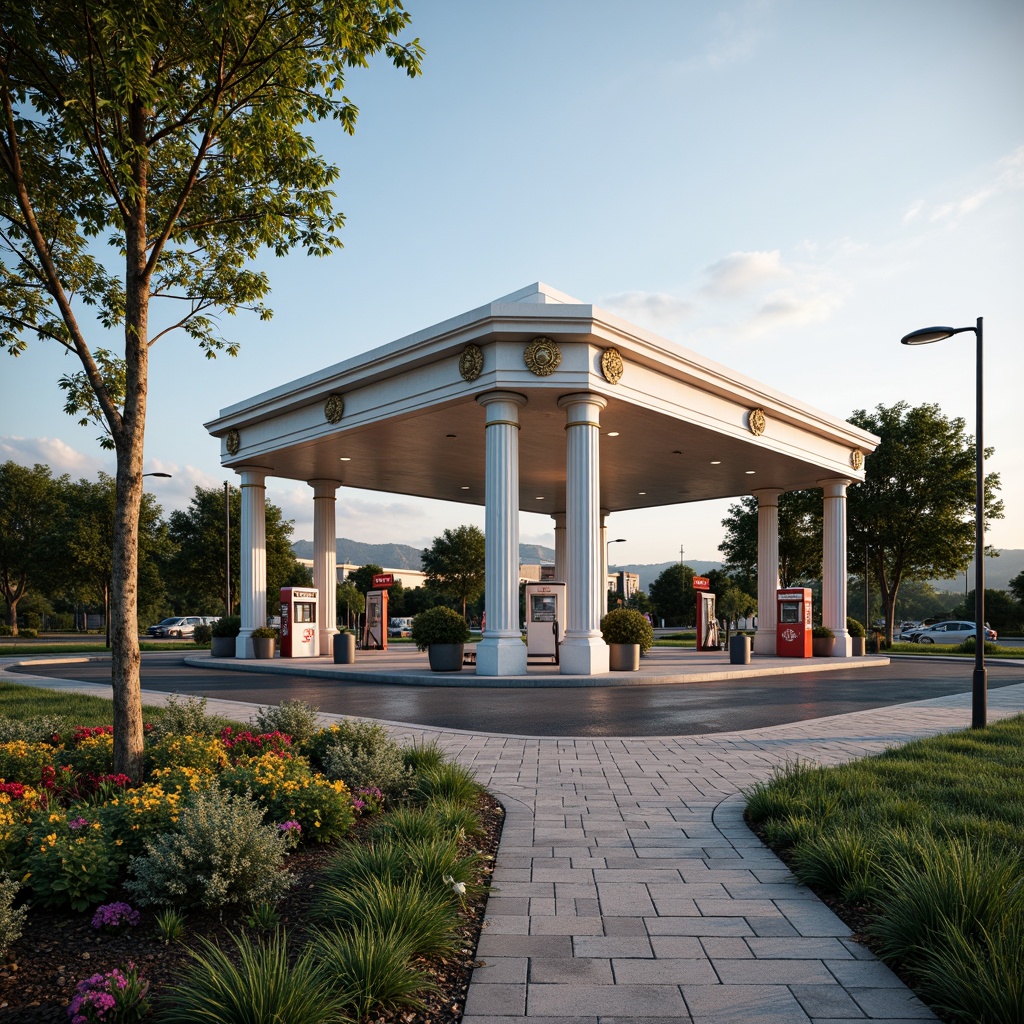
xmin=0 ymin=793 xmax=505 ymax=1022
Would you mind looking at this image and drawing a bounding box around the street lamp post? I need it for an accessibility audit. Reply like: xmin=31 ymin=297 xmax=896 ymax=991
xmin=901 ymin=317 xmax=986 ymax=728
xmin=607 ymin=538 xmax=626 ymax=606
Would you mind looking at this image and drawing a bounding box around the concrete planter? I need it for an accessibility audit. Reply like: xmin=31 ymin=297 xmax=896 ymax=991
xmin=608 ymin=643 xmax=640 ymax=672
xmin=851 ymin=636 xmax=866 ymax=657
xmin=812 ymin=637 xmax=836 ymax=657
xmin=211 ymin=636 xmax=236 ymax=658
xmin=253 ymin=637 xmax=276 ymax=660
xmin=427 ymin=643 xmax=464 ymax=672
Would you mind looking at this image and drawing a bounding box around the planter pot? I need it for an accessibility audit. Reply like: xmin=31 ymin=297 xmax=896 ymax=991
xmin=253 ymin=637 xmax=276 ymax=660
xmin=608 ymin=643 xmax=640 ymax=672
xmin=812 ymin=637 xmax=836 ymax=657
xmin=427 ymin=643 xmax=464 ymax=672
xmin=333 ymin=632 xmax=356 ymax=664
xmin=851 ymin=636 xmax=866 ymax=657
xmin=211 ymin=636 xmax=236 ymax=658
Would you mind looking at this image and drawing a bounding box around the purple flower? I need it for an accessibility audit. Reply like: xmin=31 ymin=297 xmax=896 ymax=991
xmin=91 ymin=902 xmax=140 ymax=930
xmin=278 ymin=820 xmax=302 ymax=833
xmin=68 ymin=816 xmax=89 ymax=830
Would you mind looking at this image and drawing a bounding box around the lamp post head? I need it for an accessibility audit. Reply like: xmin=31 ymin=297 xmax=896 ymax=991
xmin=900 ymin=326 xmax=956 ymax=346
xmin=143 ymin=472 xmax=172 ymax=479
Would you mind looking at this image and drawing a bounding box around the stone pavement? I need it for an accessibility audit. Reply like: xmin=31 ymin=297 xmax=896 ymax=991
xmin=6 ymin=662 xmax=1024 ymax=1023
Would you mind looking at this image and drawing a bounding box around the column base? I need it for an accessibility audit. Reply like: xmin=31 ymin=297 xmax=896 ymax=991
xmin=475 ymin=636 xmax=527 ymax=676
xmin=753 ymin=629 xmax=778 ymax=656
xmin=830 ymin=633 xmax=852 ymax=657
xmin=318 ymin=628 xmax=337 ymax=656
xmin=559 ymin=635 xmax=610 ymax=675
xmin=236 ymin=632 xmax=254 ymax=659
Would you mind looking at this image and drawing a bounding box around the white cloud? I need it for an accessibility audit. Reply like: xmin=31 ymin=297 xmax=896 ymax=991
xmin=0 ymin=435 xmax=109 ymax=477
xmin=699 ymin=249 xmax=789 ymax=296
xmin=675 ymin=0 xmax=772 ymax=72
xmin=741 ymin=284 xmax=845 ymax=336
xmin=600 ymin=291 xmax=694 ymax=333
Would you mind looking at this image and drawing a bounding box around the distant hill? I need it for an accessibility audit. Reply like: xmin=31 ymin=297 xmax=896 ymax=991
xmin=292 ymin=538 xmax=557 ymax=571
xmin=612 ymin=561 xmax=723 ymax=593
xmin=929 ymin=549 xmax=1023 ymax=594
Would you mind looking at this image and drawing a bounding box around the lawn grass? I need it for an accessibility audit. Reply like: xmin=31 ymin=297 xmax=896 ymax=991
xmin=745 ymin=714 xmax=1024 ymax=1024
xmin=0 ymin=642 xmax=206 ymax=656
xmin=0 ymin=680 xmax=174 ymax=727
xmin=889 ymin=641 xmax=1023 ymax=658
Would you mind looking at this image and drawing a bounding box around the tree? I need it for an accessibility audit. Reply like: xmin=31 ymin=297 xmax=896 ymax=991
xmin=648 ymin=563 xmax=696 ymax=627
xmin=421 ymin=525 xmax=486 ymax=620
xmin=1009 ymin=571 xmax=1024 ymax=605
xmin=847 ymin=402 xmax=1003 ymax=645
xmin=719 ymin=490 xmax=823 ymax=590
xmin=348 ymin=564 xmax=384 ymax=596
xmin=717 ymin=586 xmax=757 ymax=643
xmin=0 ymin=462 xmax=66 ymax=633
xmin=954 ymin=590 xmax=1022 ymax=634
xmin=164 ymin=486 xmax=308 ymax=619
xmin=0 ymin=3 xmax=421 ymax=777
xmin=336 ymin=581 xmax=364 ymax=630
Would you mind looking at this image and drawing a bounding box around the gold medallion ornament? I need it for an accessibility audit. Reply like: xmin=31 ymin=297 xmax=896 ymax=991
xmin=524 ymin=337 xmax=562 ymax=376
xmin=850 ymin=449 xmax=864 ymax=470
xmin=324 ymin=394 xmax=345 ymax=424
xmin=225 ymin=429 xmax=240 ymax=456
xmin=459 ymin=344 xmax=484 ymax=382
xmin=748 ymin=408 xmax=766 ymax=436
xmin=600 ymin=348 xmax=624 ymax=384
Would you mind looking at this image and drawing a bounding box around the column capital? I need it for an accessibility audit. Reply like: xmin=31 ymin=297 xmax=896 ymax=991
xmin=557 ymin=392 xmax=608 ymax=415
xmin=751 ymin=486 xmax=784 ymax=504
xmin=308 ymin=479 xmax=342 ymax=499
xmin=477 ymin=390 xmax=528 ymax=411
xmin=818 ymin=477 xmax=852 ymax=498
xmin=235 ymin=466 xmax=273 ymax=486
xmin=551 ymin=512 xmax=566 ymax=526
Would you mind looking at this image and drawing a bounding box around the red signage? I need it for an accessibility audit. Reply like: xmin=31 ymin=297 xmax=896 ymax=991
xmin=371 ymin=573 xmax=395 ymax=589
xmin=692 ymin=576 xmax=710 ymax=590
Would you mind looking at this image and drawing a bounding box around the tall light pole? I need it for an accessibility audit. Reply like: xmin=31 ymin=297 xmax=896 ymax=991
xmin=607 ymin=538 xmax=626 ymax=606
xmin=901 ymin=317 xmax=986 ymax=728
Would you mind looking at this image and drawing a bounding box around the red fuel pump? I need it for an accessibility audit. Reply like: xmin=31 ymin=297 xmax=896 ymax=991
xmin=776 ymin=588 xmax=812 ymax=658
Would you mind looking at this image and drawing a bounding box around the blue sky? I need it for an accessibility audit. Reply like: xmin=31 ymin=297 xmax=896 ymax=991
xmin=2 ymin=0 xmax=1022 ymax=567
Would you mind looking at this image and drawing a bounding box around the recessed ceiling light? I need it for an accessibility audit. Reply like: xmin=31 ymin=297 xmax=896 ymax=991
xmin=461 ymin=486 xmax=470 ymax=490
xmin=339 ymin=457 xmax=351 ymax=462
xmin=446 ymin=434 xmax=457 ymax=438
xmin=745 ymin=470 xmax=756 ymax=474
xmin=536 ymin=496 xmax=545 ymax=500
xmin=638 ymin=491 xmax=646 ymax=495
xmin=607 ymin=431 xmax=620 ymax=437
xmin=710 ymin=460 xmax=722 ymax=465
xmin=672 ymin=450 xmax=683 ymax=455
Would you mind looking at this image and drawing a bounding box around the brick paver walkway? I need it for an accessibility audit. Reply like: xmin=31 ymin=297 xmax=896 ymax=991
xmin=7 ymin=662 xmax=1023 ymax=1023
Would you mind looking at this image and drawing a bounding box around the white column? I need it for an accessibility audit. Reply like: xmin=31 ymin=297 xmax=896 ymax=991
xmin=753 ymin=488 xmax=783 ymax=656
xmin=310 ymin=479 xmax=341 ymax=656
xmin=552 ymin=512 xmax=566 ymax=582
xmin=820 ymin=478 xmax=853 ymax=657
xmin=476 ymin=392 xmax=528 ymax=676
xmin=236 ymin=467 xmax=271 ymax=659
xmin=558 ymin=393 xmax=609 ymax=675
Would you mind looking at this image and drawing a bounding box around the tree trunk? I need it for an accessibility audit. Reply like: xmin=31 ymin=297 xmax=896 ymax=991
xmin=2 ymin=598 xmax=18 ymax=635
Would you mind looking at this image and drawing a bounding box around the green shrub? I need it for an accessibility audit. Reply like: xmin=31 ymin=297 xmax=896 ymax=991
xmin=18 ymin=628 xmax=37 ymax=639
xmin=161 ymin=932 xmax=343 ymax=1024
xmin=311 ymin=875 xmax=460 ymax=959
xmin=253 ymin=699 xmax=321 ymax=746
xmin=0 ymin=873 xmax=26 ymax=958
xmin=412 ymin=761 xmax=483 ymax=808
xmin=310 ymin=925 xmax=432 ymax=1019
xmin=600 ymin=608 xmax=654 ymax=652
xmin=61 ymin=731 xmax=115 ymax=776
xmin=321 ymin=740 xmax=411 ymax=801
xmin=307 ymin=721 xmax=389 ymax=770
xmin=148 ymin=694 xmax=220 ymax=740
xmin=219 ymin=752 xmax=355 ymax=844
xmin=0 ymin=626 xmax=11 ymax=637
xmin=410 ymin=606 xmax=469 ymax=651
xmin=427 ymin=797 xmax=484 ymax=839
xmin=125 ymin=785 xmax=293 ymax=911
xmin=366 ymin=806 xmax=453 ymax=846
xmin=956 ymin=637 xmax=999 ymax=655
xmin=192 ymin=624 xmax=212 ymax=645
xmin=20 ymin=808 xmax=122 ymax=911
xmin=147 ymin=733 xmax=228 ymax=774
xmin=811 ymin=625 xmax=835 ymax=638
xmin=251 ymin=626 xmax=279 ymax=639
xmin=210 ymin=615 xmax=241 ymax=639
xmin=846 ymin=617 xmax=866 ymax=638
xmin=0 ymin=714 xmax=64 ymax=745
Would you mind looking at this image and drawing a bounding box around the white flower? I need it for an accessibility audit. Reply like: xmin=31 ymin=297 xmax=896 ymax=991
xmin=442 ymin=874 xmax=466 ymax=896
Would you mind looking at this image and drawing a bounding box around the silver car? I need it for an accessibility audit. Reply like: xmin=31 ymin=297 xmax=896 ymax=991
xmin=907 ymin=620 xmax=995 ymax=644
xmin=147 ymin=616 xmax=202 ymax=638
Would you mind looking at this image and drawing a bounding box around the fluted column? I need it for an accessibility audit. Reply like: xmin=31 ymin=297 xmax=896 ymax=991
xmin=236 ymin=467 xmax=271 ymax=659
xmin=310 ymin=479 xmax=341 ymax=656
xmin=558 ymin=393 xmax=609 ymax=675
xmin=753 ymin=488 xmax=783 ymax=656
xmin=476 ymin=392 xmax=528 ymax=676
xmin=821 ymin=478 xmax=853 ymax=657
xmin=552 ymin=512 xmax=566 ymax=582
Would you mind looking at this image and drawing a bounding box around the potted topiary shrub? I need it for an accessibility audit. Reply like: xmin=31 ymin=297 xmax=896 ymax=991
xmin=601 ymin=608 xmax=654 ymax=671
xmin=847 ymin=617 xmax=866 ymax=656
xmin=411 ymin=606 xmax=470 ymax=672
xmin=210 ymin=615 xmax=240 ymax=658
xmin=251 ymin=626 xmax=278 ymax=660
xmin=812 ymin=625 xmax=835 ymax=657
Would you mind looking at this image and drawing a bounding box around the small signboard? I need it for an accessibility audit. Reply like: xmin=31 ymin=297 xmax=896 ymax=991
xmin=692 ymin=576 xmax=710 ymax=590
xmin=371 ymin=573 xmax=395 ymax=589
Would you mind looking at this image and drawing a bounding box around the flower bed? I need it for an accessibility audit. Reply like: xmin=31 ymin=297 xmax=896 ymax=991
xmin=0 ymin=696 xmax=503 ymax=1021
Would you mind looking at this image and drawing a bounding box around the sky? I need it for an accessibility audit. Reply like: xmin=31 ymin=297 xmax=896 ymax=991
xmin=2 ymin=0 xmax=1023 ymax=569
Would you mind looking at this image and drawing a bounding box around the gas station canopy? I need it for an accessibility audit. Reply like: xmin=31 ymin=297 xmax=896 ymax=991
xmin=205 ymin=282 xmax=876 ymax=509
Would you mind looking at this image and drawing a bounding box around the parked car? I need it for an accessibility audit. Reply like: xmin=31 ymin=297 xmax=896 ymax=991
xmin=146 ymin=616 xmax=203 ymax=638
xmin=904 ymin=620 xmax=997 ymax=644
xmin=388 ymin=617 xmax=413 ymax=638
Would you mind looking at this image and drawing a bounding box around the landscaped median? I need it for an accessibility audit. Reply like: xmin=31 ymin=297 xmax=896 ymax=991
xmin=0 ymin=684 xmax=502 ymax=1021
xmin=744 ymin=714 xmax=1024 ymax=1024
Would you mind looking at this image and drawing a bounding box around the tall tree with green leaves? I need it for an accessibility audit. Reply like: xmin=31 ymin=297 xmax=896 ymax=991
xmin=0 ymin=462 xmax=66 ymax=633
xmin=0 ymin=2 xmax=421 ymax=776
xmin=164 ymin=485 xmax=309 ymax=618
xmin=421 ymin=525 xmax=486 ymax=620
xmin=847 ymin=402 xmax=1002 ymax=644
xmin=348 ymin=564 xmax=384 ymax=596
xmin=648 ymin=563 xmax=696 ymax=627
xmin=719 ymin=490 xmax=823 ymax=590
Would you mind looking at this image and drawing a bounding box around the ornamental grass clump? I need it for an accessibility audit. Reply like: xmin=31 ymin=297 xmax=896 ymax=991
xmin=125 ymin=784 xmax=293 ymax=911
xmin=401 ymin=738 xmax=446 ymax=773
xmin=411 ymin=760 xmax=483 ymax=808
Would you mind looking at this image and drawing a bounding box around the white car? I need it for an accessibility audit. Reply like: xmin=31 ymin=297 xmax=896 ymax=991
xmin=146 ymin=616 xmax=203 ymax=638
xmin=907 ymin=620 xmax=996 ymax=644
